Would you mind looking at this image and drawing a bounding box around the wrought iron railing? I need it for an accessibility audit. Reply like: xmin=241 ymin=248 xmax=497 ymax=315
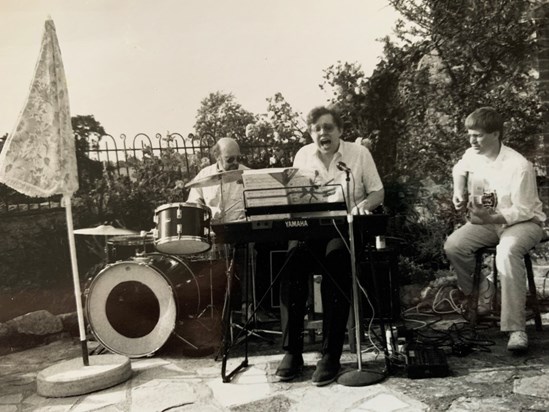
xmin=0 ymin=132 xmax=298 ymax=215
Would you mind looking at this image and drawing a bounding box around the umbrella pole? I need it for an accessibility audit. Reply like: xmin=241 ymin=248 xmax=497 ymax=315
xmin=64 ymin=194 xmax=89 ymax=366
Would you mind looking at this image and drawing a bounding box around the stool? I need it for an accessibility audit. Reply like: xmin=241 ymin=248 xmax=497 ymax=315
xmin=469 ymin=244 xmax=544 ymax=331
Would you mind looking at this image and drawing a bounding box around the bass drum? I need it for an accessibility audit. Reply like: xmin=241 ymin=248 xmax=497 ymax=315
xmin=85 ymin=253 xmax=200 ymax=358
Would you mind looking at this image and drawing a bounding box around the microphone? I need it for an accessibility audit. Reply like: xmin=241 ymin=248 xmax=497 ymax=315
xmin=336 ymin=161 xmax=351 ymax=173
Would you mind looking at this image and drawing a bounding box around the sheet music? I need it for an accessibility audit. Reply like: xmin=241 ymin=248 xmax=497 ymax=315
xmin=241 ymin=168 xmax=345 ymax=220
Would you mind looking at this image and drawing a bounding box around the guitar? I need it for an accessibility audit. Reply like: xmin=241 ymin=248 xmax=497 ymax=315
xmin=478 ymin=191 xmax=497 ymax=210
xmin=464 ymin=191 xmax=498 ymax=223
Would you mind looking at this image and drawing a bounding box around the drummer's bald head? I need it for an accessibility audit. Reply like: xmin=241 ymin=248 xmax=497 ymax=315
xmin=212 ymin=137 xmax=241 ymax=171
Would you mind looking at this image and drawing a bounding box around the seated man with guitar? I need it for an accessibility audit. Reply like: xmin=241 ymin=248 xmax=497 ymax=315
xmin=444 ymin=106 xmax=546 ymax=353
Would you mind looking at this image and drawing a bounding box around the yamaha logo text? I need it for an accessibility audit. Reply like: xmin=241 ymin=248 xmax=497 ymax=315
xmin=285 ymin=220 xmax=308 ymax=228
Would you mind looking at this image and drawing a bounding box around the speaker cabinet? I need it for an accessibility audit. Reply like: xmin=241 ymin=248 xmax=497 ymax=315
xmin=357 ymin=248 xmax=400 ymax=322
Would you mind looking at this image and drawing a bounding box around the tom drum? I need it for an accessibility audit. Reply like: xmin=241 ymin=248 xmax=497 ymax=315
xmin=106 ymin=234 xmax=154 ymax=262
xmin=153 ymin=202 xmax=212 ymax=255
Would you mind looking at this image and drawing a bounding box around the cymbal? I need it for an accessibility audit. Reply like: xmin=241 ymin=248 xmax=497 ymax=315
xmin=74 ymin=225 xmax=139 ymax=236
xmin=185 ymin=169 xmax=243 ymax=188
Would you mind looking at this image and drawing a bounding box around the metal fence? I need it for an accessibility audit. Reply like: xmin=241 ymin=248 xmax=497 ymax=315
xmin=0 ymin=132 xmax=297 ymax=215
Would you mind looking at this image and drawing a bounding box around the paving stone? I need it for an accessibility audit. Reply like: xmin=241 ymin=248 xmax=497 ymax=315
xmin=177 ymin=405 xmax=225 ymax=412
xmin=131 ymin=360 xmax=187 ymax=381
xmin=464 ymin=369 xmax=515 ymax=384
xmin=70 ymin=384 xmax=129 ymax=412
xmin=131 ymin=358 xmax=171 ymax=372
xmin=513 ymin=374 xmax=549 ymax=399
xmin=283 ymin=384 xmax=393 ymax=412
xmin=207 ymin=366 xmax=271 ymax=408
xmin=196 ymin=366 xmax=222 ymax=377
xmin=0 ymin=393 xmax=23 ymax=404
xmin=22 ymin=392 xmax=79 ymax=411
xmin=229 ymin=394 xmax=292 ymax=412
xmin=447 ymin=396 xmax=518 ymax=411
xmin=355 ymin=390 xmax=427 ymax=411
xmin=131 ymin=379 xmax=196 ymax=411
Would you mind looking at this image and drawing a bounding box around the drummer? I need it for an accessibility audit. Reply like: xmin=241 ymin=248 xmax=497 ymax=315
xmin=187 ymin=137 xmax=248 ymax=223
xmin=187 ymin=137 xmax=253 ymax=319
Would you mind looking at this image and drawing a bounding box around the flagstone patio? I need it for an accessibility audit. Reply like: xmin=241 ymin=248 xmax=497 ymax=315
xmin=1 ymin=312 xmax=549 ymax=412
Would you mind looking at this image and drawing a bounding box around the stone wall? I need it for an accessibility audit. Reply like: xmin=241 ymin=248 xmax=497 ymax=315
xmin=0 ymin=210 xmax=71 ymax=287
xmin=0 ymin=209 xmax=97 ymax=322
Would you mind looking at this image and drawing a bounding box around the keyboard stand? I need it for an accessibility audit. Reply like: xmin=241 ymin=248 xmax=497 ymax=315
xmin=218 ymin=243 xmax=281 ymax=382
xmin=218 ymin=238 xmax=347 ymax=383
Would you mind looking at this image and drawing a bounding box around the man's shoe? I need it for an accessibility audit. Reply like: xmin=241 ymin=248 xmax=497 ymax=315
xmin=507 ymin=331 xmax=528 ymax=353
xmin=275 ymin=353 xmax=303 ymax=381
xmin=311 ymin=355 xmax=340 ymax=386
xmin=477 ymin=279 xmax=495 ymax=316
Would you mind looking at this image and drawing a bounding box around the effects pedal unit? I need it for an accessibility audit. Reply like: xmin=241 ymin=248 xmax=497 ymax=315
xmin=405 ymin=344 xmax=450 ymax=379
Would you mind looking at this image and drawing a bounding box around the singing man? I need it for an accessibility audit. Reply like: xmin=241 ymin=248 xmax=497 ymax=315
xmin=275 ymin=105 xmax=384 ymax=386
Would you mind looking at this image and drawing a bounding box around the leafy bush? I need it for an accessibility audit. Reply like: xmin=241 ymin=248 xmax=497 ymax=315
xmin=75 ymin=141 xmax=192 ymax=231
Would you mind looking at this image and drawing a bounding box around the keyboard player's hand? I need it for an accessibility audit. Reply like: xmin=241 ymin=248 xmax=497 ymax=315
xmin=351 ymin=203 xmax=372 ymax=216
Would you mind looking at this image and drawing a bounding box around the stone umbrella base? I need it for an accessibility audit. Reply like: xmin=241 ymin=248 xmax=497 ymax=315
xmin=37 ymin=354 xmax=132 ymax=398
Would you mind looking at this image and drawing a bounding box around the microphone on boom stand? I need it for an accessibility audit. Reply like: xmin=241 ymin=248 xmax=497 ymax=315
xmin=336 ymin=161 xmax=351 ymax=173
xmin=337 ymin=162 xmax=386 ymax=387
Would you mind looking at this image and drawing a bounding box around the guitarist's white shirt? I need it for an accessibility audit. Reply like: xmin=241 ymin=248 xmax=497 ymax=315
xmin=453 ymin=144 xmax=546 ymax=226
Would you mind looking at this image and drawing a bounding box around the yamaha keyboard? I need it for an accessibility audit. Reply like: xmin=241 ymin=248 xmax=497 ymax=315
xmin=211 ymin=214 xmax=388 ymax=244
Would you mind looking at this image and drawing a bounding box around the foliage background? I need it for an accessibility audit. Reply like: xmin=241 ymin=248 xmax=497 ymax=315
xmin=1 ymin=0 xmax=548 ymax=290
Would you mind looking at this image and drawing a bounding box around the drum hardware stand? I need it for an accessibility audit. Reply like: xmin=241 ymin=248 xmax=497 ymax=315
xmin=197 ymin=252 xmax=218 ymax=320
xmin=172 ymin=330 xmax=199 ymax=350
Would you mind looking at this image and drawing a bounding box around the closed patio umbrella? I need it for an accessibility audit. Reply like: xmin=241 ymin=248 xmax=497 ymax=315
xmin=0 ymin=17 xmax=130 ymax=397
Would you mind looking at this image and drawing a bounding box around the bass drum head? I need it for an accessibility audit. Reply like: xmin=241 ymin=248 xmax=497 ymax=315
xmin=86 ymin=258 xmax=179 ymax=358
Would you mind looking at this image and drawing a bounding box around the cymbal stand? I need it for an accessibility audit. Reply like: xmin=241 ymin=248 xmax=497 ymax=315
xmin=196 ymin=252 xmax=217 ymax=319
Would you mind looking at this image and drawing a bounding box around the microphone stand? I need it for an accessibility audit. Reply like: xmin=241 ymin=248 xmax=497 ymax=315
xmin=337 ymin=168 xmax=385 ymax=387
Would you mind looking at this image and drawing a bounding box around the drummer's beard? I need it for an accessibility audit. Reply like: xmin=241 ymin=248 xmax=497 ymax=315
xmin=224 ymin=163 xmax=239 ymax=171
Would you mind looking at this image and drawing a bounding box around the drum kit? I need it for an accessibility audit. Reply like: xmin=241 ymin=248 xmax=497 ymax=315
xmin=77 ymin=169 xmax=243 ymax=358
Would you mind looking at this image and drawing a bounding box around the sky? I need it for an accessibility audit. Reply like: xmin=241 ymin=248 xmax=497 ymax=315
xmin=0 ymin=0 xmax=400 ymax=138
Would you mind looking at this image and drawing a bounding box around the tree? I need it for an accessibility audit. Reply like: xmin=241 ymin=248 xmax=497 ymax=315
xmin=194 ymin=92 xmax=255 ymax=142
xmin=321 ymin=60 xmax=404 ymax=179
xmin=385 ymin=0 xmax=547 ymax=283
xmin=245 ymin=93 xmax=306 ymax=167
xmin=388 ymin=0 xmax=546 ymax=179
xmin=72 ymin=115 xmax=106 ymax=154
xmin=72 ymin=115 xmax=107 ymax=195
xmin=321 ymin=0 xmax=547 ymax=283
xmin=321 ymin=61 xmax=370 ymax=138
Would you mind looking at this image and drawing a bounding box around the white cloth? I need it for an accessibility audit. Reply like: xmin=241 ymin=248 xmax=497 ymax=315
xmin=292 ymin=140 xmax=383 ymax=208
xmin=187 ymin=163 xmax=248 ymax=222
xmin=452 ymin=145 xmax=546 ymax=225
xmin=0 ymin=19 xmax=78 ymax=197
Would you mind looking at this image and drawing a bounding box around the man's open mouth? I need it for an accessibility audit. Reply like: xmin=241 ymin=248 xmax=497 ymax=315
xmin=319 ymin=137 xmax=331 ymax=148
